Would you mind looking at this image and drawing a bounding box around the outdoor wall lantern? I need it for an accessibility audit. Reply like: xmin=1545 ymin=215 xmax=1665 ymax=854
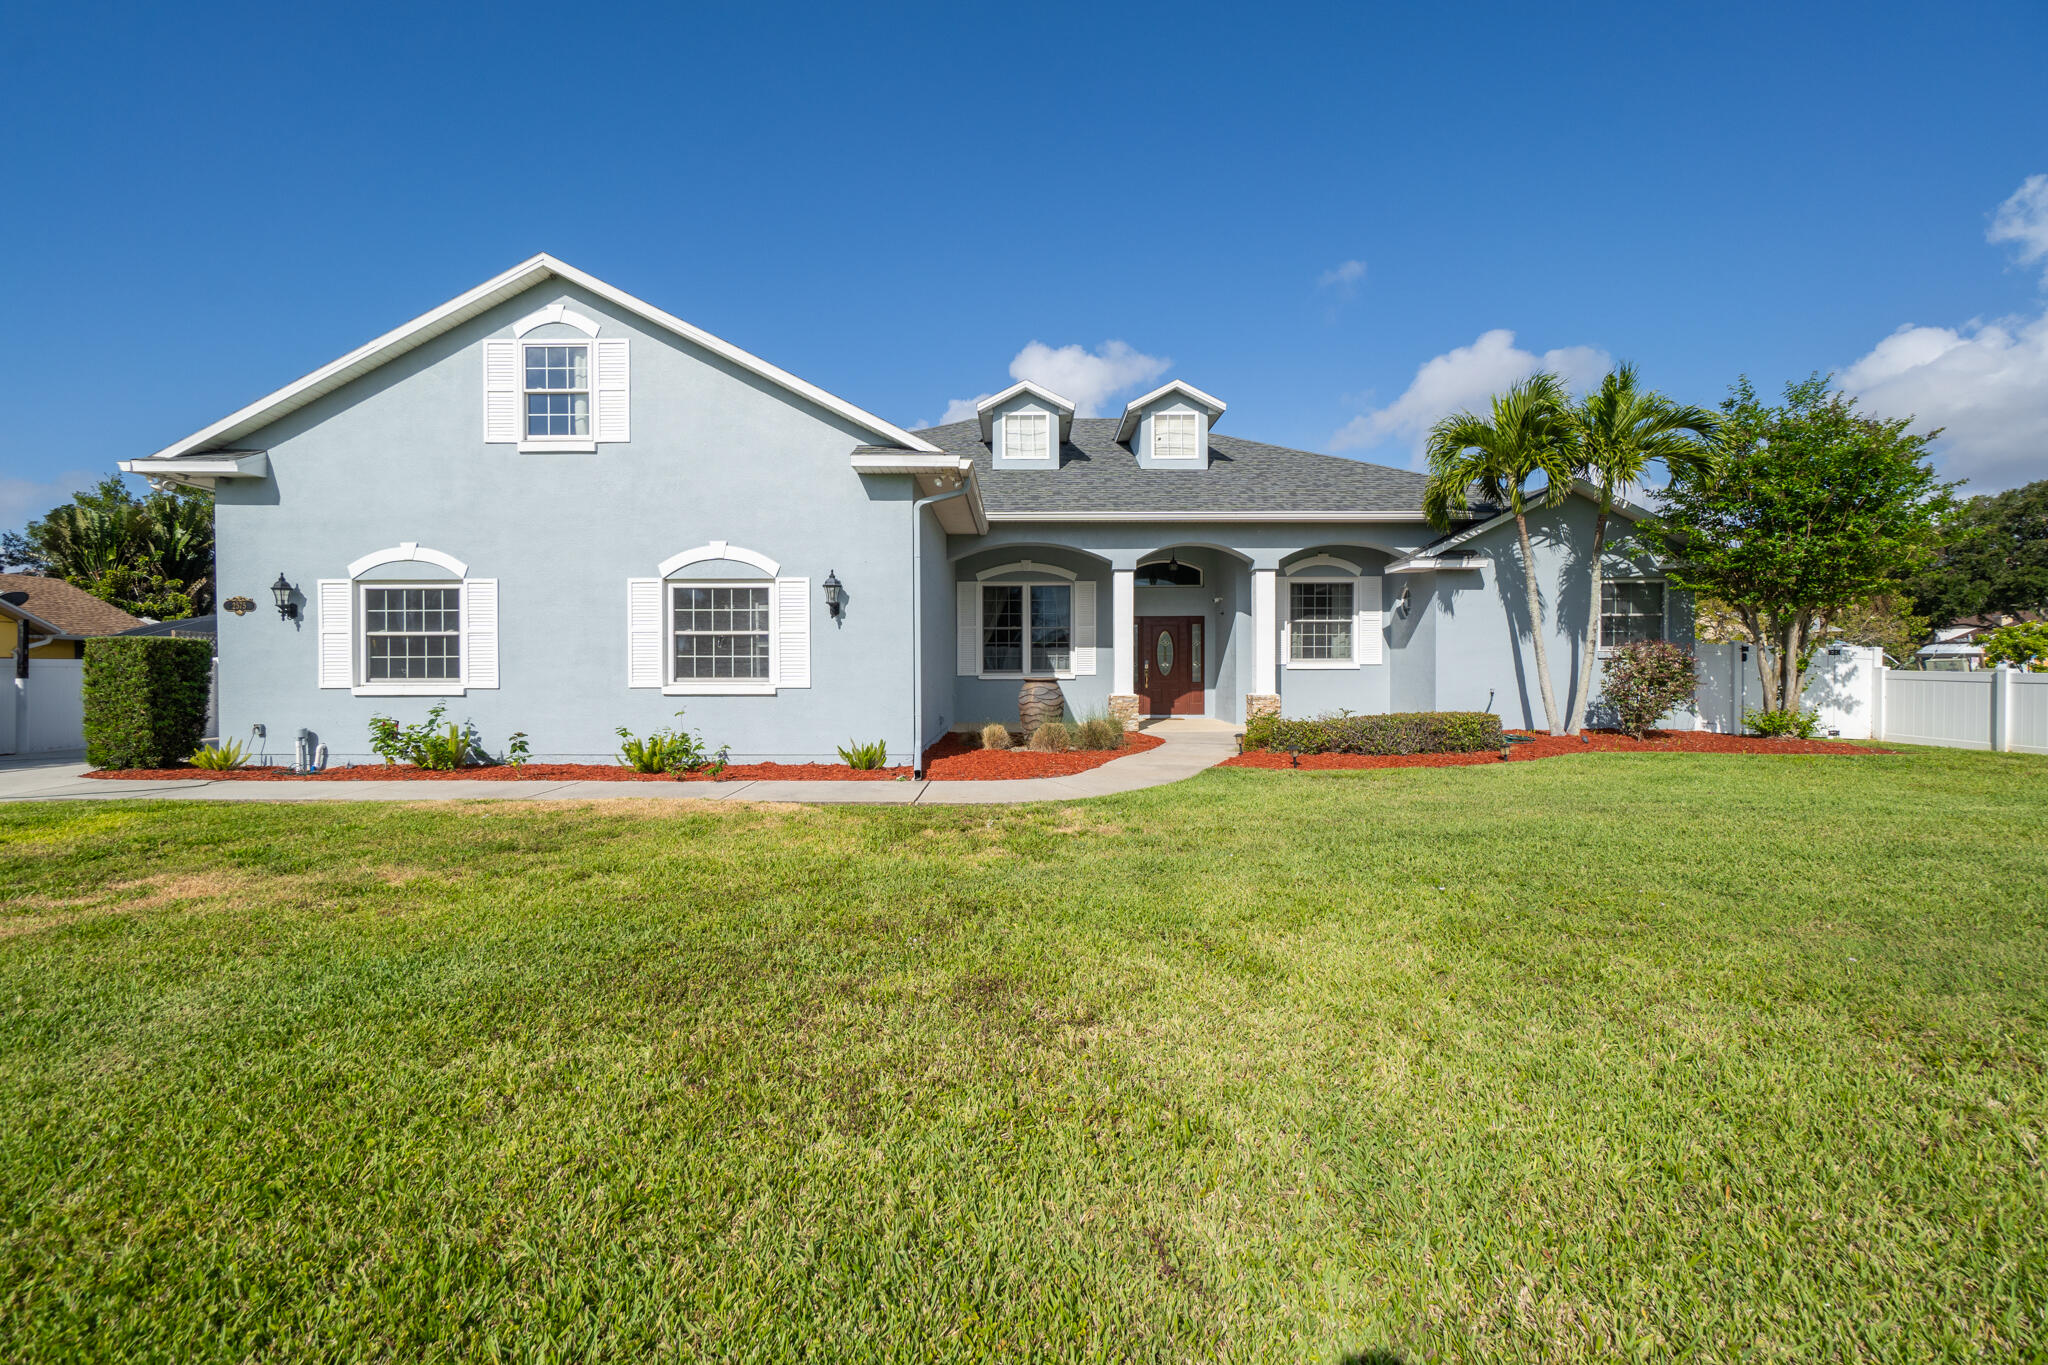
xmin=1397 ymin=584 xmax=1413 ymax=618
xmin=822 ymin=570 xmax=845 ymax=620
xmin=271 ymin=573 xmax=298 ymax=621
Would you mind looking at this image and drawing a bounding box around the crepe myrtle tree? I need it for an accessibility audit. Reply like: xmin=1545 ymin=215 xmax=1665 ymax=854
xmin=1562 ymin=364 xmax=1719 ymax=735
xmin=1425 ymin=373 xmax=1577 ymax=735
xmin=1640 ymin=375 xmax=1954 ymax=714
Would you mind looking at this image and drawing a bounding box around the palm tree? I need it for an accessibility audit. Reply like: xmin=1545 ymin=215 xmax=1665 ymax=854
xmin=1564 ymin=365 xmax=1718 ymax=734
xmin=1424 ymin=373 xmax=1577 ymax=735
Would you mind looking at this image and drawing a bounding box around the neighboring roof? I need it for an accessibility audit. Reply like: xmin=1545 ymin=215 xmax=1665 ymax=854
xmin=0 ymin=574 xmax=144 ymax=638
xmin=122 ymin=253 xmax=942 ymax=485
xmin=119 ymin=614 xmax=217 ymax=639
xmin=1114 ymin=380 xmax=1227 ymax=444
xmin=975 ymin=381 xmax=1076 ymax=443
xmin=872 ymin=419 xmax=1460 ymax=521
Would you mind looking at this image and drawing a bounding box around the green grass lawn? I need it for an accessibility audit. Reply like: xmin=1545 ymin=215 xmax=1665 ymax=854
xmin=2 ymin=747 xmax=2045 ymax=1362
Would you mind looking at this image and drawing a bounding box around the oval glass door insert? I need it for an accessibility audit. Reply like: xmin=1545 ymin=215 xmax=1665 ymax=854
xmin=1156 ymin=631 xmax=1174 ymax=675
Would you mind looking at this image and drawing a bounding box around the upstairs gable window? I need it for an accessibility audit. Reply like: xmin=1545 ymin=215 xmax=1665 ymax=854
xmin=1005 ymin=411 xmax=1050 ymax=461
xmin=1153 ymin=411 xmax=1199 ymax=460
xmin=525 ymin=344 xmax=590 ymax=438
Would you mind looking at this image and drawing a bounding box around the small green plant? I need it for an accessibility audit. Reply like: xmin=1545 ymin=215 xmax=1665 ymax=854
xmin=504 ymin=732 xmax=531 ymax=768
xmin=979 ymin=722 xmax=1014 ymax=751
xmin=1744 ymin=706 xmax=1821 ymax=739
xmin=185 ymin=738 xmax=249 ymax=771
xmin=368 ymin=704 xmax=476 ymax=769
xmin=1028 ymin=722 xmax=1073 ymax=753
xmin=616 ymin=711 xmax=718 ymax=774
xmin=1072 ymin=715 xmax=1125 ymax=751
xmin=838 ymin=738 xmax=889 ymax=770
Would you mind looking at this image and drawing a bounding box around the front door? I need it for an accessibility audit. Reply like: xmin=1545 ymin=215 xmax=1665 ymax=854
xmin=1135 ymin=615 xmax=1204 ymax=716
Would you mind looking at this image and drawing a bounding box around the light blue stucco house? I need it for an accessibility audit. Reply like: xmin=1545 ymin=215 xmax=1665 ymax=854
xmin=121 ymin=256 xmax=1685 ymax=770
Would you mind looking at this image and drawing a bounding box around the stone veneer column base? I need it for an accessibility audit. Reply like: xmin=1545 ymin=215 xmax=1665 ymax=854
xmin=1108 ymin=694 xmax=1141 ymax=731
xmin=1244 ymin=693 xmax=1281 ymax=720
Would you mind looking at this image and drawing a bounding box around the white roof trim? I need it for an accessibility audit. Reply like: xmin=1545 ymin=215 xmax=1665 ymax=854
xmin=1386 ymin=555 xmax=1484 ymax=574
xmin=984 ymin=509 xmax=1447 ymax=524
xmin=975 ymin=381 xmax=1078 ymax=443
xmin=1114 ymin=380 xmax=1227 ymax=443
xmin=140 ymin=253 xmax=943 ymax=462
xmin=658 ymin=541 xmax=780 ymax=578
xmin=850 ymin=452 xmax=971 ymax=474
xmin=348 ymin=542 xmax=469 ymax=578
xmin=117 ymin=450 xmax=269 ymax=489
xmin=512 ymin=302 xmax=602 ymax=337
xmin=1383 ymin=479 xmax=1654 ymax=571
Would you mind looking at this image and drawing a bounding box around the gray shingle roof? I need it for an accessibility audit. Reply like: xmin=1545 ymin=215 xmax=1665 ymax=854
xmin=876 ymin=418 xmax=1447 ymax=517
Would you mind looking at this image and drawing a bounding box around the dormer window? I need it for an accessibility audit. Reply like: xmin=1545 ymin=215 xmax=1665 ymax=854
xmin=1006 ymin=411 xmax=1050 ymax=461
xmin=1153 ymin=412 xmax=1199 ymax=461
xmin=525 ymin=344 xmax=590 ymax=438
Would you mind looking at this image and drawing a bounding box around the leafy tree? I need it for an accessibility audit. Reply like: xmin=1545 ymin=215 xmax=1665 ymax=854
xmin=1695 ymin=591 xmax=1930 ymax=664
xmin=1562 ymin=363 xmax=1718 ymax=734
xmin=1905 ymin=478 xmax=2048 ymax=624
xmin=1425 ymin=373 xmax=1576 ymax=734
xmin=1 ymin=478 xmax=214 ymax=618
xmin=1981 ymin=622 xmax=2048 ymax=671
xmin=1641 ymin=376 xmax=1953 ymax=713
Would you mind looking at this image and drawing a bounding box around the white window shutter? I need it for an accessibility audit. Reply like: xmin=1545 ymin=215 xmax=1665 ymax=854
xmin=484 ymin=340 xmax=520 ymax=443
xmin=627 ymin=578 xmax=662 ymax=687
xmin=1072 ymin=580 xmax=1097 ymax=675
xmin=317 ymin=580 xmax=352 ymax=688
xmin=775 ymin=577 xmax=810 ymax=688
xmin=957 ymin=581 xmax=978 ymax=676
xmin=595 ymin=338 xmax=630 ymax=443
xmin=1278 ymin=580 xmax=1294 ymax=669
xmin=1358 ymin=576 xmax=1383 ymax=665
xmin=463 ymin=579 xmax=499 ymax=688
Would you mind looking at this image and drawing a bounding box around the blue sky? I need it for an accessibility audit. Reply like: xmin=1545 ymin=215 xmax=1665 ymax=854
xmin=4 ymin=0 xmax=2046 ymax=534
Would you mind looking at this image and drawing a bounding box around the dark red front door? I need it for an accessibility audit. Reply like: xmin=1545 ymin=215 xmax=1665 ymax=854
xmin=1135 ymin=615 xmax=1204 ymax=716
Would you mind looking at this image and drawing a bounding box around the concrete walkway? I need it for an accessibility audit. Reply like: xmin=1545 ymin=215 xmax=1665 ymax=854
xmin=0 ymin=720 xmax=1243 ymax=806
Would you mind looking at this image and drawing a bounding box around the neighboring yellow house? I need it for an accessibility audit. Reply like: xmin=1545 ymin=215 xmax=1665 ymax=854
xmin=0 ymin=574 xmax=145 ymax=662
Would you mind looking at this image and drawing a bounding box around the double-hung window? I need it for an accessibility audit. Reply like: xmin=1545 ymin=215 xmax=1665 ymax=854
xmin=673 ymin=584 xmax=771 ymax=680
xmin=1153 ymin=411 xmax=1199 ymax=460
xmin=363 ymin=586 xmax=461 ymax=681
xmin=982 ymin=583 xmax=1071 ymax=675
xmin=1289 ymin=581 xmax=1354 ymax=663
xmin=525 ymin=344 xmax=589 ymax=438
xmin=1600 ymin=581 xmax=1665 ymax=647
xmin=1005 ymin=411 xmax=1049 ymax=460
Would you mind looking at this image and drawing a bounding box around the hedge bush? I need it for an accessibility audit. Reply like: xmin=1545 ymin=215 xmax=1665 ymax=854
xmin=82 ymin=636 xmax=213 ymax=769
xmin=1242 ymin=709 xmax=1502 ymax=755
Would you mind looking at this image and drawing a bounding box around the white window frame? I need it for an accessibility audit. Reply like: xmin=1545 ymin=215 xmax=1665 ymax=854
xmin=664 ymin=578 xmax=779 ymax=696
xmin=521 ymin=341 xmax=596 ymax=453
xmin=976 ymin=579 xmax=1076 ymax=680
xmin=1598 ymin=577 xmax=1667 ymax=653
xmin=1152 ymin=410 xmax=1200 ymax=461
xmin=1285 ymin=574 xmax=1359 ymax=669
xmin=356 ymin=579 xmax=465 ymax=694
xmin=1003 ymin=410 xmax=1052 ymax=461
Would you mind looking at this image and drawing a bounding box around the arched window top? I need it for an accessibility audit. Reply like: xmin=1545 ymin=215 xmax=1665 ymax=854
xmin=658 ymin=540 xmax=780 ymax=579
xmin=1136 ymin=558 xmax=1202 ymax=587
xmin=511 ymin=302 xmax=602 ymax=337
xmin=348 ymin=542 xmax=468 ymax=578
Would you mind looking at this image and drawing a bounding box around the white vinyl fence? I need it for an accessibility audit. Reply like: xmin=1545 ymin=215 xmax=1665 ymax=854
xmin=2 ymin=658 xmax=87 ymax=755
xmin=1694 ymin=642 xmax=2047 ymax=753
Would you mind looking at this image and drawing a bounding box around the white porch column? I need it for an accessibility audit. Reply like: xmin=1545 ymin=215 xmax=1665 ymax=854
xmin=1250 ymin=568 xmax=1278 ymax=707
xmin=1108 ymin=568 xmax=1138 ymax=728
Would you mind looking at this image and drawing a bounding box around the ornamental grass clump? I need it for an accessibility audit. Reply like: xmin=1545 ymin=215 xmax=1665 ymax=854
xmin=1242 ymin=709 xmax=1502 ymax=756
xmin=185 ymin=739 xmax=249 ymax=771
xmin=1597 ymin=640 xmax=1699 ymax=739
xmin=1027 ymin=722 xmax=1073 ymax=753
xmin=838 ymin=738 xmax=889 ymax=770
xmin=1072 ymin=715 xmax=1124 ymax=751
xmin=979 ymin=722 xmax=1013 ymax=751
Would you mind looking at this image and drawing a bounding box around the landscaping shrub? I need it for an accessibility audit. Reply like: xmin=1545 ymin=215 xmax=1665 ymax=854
xmin=185 ymin=738 xmax=249 ymax=771
xmin=1073 ymin=715 xmax=1125 ymax=751
xmin=979 ymin=722 xmax=1013 ymax=751
xmin=616 ymin=711 xmax=721 ymax=774
xmin=1241 ymin=709 xmax=1503 ymax=756
xmin=82 ymin=636 xmax=212 ymax=770
xmin=1744 ymin=706 xmax=1822 ymax=739
xmin=1599 ymin=640 xmax=1699 ymax=738
xmin=838 ymin=738 xmax=889 ymax=770
xmin=1027 ymin=722 xmax=1073 ymax=752
xmin=370 ymin=704 xmax=476 ymax=770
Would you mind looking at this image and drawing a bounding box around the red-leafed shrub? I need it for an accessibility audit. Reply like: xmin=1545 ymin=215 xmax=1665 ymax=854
xmin=1599 ymin=641 xmax=1699 ymax=738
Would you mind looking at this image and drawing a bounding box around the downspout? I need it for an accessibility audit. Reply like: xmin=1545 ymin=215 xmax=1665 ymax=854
xmin=910 ymin=483 xmax=970 ymax=779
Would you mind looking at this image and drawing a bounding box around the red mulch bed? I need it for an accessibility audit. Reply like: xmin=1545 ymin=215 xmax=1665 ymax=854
xmin=88 ymin=731 xmax=1165 ymax=784
xmin=1224 ymin=729 xmax=1890 ymax=771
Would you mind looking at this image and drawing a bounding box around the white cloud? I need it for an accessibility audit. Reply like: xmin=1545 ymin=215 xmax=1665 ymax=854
xmin=1328 ymin=328 xmax=1612 ymax=462
xmin=928 ymin=339 xmax=1170 ymax=428
xmin=1989 ymin=173 xmax=2048 ymax=283
xmin=1 ymin=467 xmax=100 ymax=543
xmin=1318 ymin=259 xmax=1367 ymax=296
xmin=1840 ymin=310 xmax=2048 ymax=492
